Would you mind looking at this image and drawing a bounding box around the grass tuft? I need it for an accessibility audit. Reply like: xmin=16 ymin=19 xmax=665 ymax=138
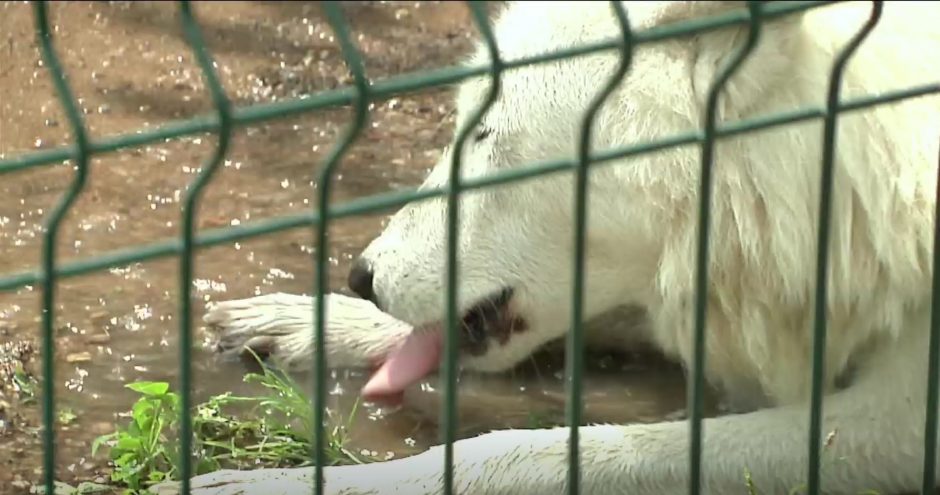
xmin=90 ymin=350 xmax=372 ymax=493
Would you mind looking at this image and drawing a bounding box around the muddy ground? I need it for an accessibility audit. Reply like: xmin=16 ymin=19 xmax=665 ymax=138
xmin=0 ymin=1 xmax=694 ymax=493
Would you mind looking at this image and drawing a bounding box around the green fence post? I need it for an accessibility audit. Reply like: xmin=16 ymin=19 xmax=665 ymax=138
xmin=806 ymin=3 xmax=883 ymax=494
xmin=442 ymin=4 xmax=502 ymax=494
xmin=32 ymin=2 xmax=93 ymax=494
xmin=176 ymin=2 xmax=234 ymax=492
xmin=315 ymin=4 xmax=371 ymax=494
xmin=689 ymin=3 xmax=763 ymax=494
xmin=567 ymin=3 xmax=633 ymax=494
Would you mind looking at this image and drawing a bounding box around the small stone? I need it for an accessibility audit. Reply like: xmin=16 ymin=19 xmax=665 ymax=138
xmin=89 ymin=311 xmax=108 ymax=325
xmin=91 ymin=422 xmax=113 ymax=435
xmin=203 ymin=216 xmax=228 ymax=228
xmin=66 ymin=352 xmax=92 ymax=363
xmin=86 ymin=334 xmax=110 ymax=345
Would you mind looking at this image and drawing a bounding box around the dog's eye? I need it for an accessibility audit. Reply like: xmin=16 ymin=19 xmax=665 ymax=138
xmin=473 ymin=127 xmax=492 ymax=143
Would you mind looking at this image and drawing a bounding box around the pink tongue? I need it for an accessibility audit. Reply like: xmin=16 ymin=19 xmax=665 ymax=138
xmin=362 ymin=328 xmax=443 ymax=400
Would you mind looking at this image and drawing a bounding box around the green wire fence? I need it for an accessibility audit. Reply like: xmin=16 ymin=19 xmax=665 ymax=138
xmin=1 ymin=1 xmax=939 ymax=495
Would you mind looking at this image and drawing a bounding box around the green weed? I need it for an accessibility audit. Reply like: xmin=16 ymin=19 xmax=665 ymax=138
xmin=91 ymin=352 xmax=372 ymax=494
xmin=58 ymin=407 xmax=77 ymax=426
xmin=12 ymin=362 xmax=36 ymax=404
xmin=525 ymin=410 xmax=556 ymax=429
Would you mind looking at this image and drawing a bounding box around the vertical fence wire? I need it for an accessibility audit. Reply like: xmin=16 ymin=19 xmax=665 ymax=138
xmin=689 ymin=3 xmax=763 ymax=494
xmin=176 ymin=2 xmax=234 ymax=491
xmin=441 ymin=4 xmax=502 ymax=493
xmin=567 ymin=3 xmax=632 ymax=494
xmin=926 ymin=139 xmax=940 ymax=495
xmin=806 ymin=3 xmax=882 ymax=494
xmin=32 ymin=2 xmax=93 ymax=494
xmin=314 ymin=4 xmax=371 ymax=495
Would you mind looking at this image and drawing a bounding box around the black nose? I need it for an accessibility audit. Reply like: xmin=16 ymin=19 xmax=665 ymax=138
xmin=347 ymin=258 xmax=376 ymax=302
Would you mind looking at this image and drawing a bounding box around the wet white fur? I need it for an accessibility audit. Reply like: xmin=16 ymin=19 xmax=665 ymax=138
xmin=163 ymin=1 xmax=940 ymax=494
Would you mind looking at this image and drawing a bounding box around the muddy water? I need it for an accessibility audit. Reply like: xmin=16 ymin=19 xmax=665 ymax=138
xmin=0 ymin=1 xmax=696 ymax=489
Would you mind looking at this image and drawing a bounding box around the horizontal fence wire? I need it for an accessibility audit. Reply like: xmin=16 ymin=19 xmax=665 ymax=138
xmin=0 ymin=1 xmax=845 ymax=177
xmin=4 ymin=1 xmax=940 ymax=495
xmin=1 ymin=85 xmax=936 ymax=295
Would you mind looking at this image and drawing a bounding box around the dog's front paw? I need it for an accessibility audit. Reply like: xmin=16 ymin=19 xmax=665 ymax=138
xmin=204 ymin=292 xmax=318 ymax=371
xmin=203 ymin=292 xmax=409 ymax=372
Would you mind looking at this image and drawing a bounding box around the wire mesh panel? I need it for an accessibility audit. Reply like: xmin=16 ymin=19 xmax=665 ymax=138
xmin=1 ymin=1 xmax=939 ymax=495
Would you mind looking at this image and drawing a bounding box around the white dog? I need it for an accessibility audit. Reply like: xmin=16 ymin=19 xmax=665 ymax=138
xmin=170 ymin=1 xmax=940 ymax=494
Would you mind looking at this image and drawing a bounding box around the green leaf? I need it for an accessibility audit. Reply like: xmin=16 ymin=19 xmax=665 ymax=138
xmin=126 ymin=381 xmax=169 ymax=397
xmin=162 ymin=391 xmax=182 ymax=413
xmin=73 ymin=482 xmax=112 ymax=494
xmin=115 ymin=436 xmax=142 ymax=453
xmin=114 ymin=451 xmax=137 ymax=466
xmin=147 ymin=469 xmax=168 ymax=482
xmin=195 ymin=457 xmax=220 ymax=475
xmin=90 ymin=433 xmax=116 ymax=457
xmin=132 ymin=400 xmax=155 ymax=430
xmin=74 ymin=482 xmax=112 ymax=494
xmin=58 ymin=407 xmax=77 ymax=426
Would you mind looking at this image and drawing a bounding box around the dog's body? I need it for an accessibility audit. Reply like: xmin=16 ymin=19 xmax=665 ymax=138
xmin=175 ymin=1 xmax=940 ymax=494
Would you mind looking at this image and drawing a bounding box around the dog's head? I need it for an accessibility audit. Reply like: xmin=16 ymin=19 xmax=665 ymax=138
xmin=352 ymin=1 xmax=802 ymax=385
xmin=351 ymin=2 xmax=667 ymax=379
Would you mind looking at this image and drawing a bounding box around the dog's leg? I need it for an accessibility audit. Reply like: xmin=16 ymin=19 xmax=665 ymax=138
xmin=205 ymin=292 xmax=411 ymax=371
xmin=168 ymin=316 xmax=936 ymax=495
